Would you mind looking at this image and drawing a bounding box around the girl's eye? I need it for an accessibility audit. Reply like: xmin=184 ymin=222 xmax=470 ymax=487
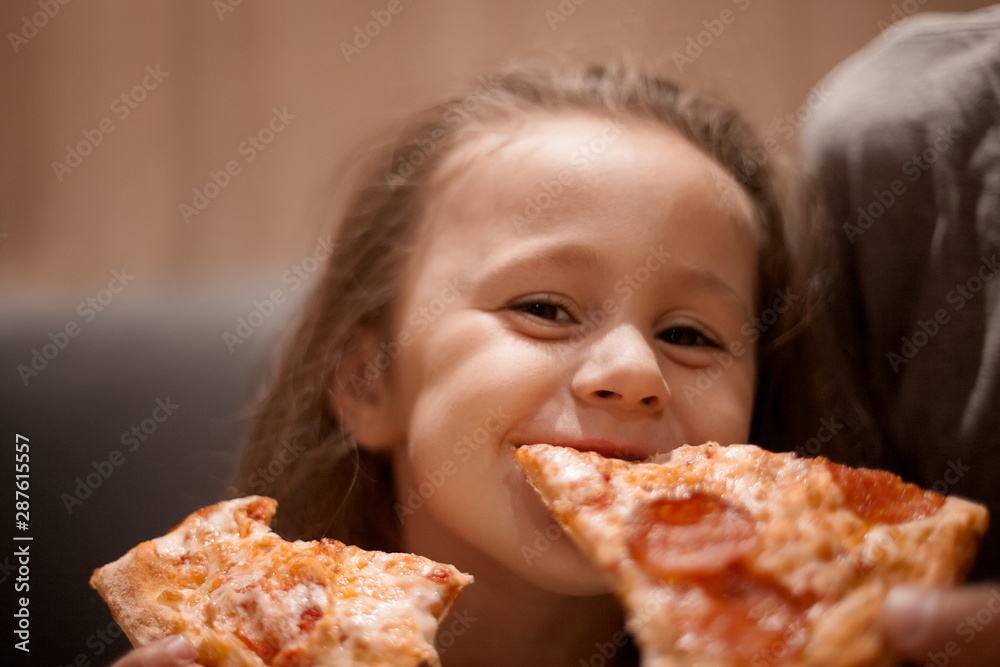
xmin=659 ymin=326 xmax=719 ymax=348
xmin=508 ymin=297 xmax=577 ymax=324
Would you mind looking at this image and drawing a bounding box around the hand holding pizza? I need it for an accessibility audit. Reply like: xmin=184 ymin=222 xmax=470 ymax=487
xmin=881 ymin=584 xmax=1000 ymax=667
xmin=110 ymin=636 xmax=203 ymax=667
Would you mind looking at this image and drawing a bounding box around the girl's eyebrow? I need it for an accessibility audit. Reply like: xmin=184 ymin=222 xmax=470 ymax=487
xmin=530 ymin=244 xmax=602 ymax=270
xmin=673 ymin=264 xmax=755 ymax=321
xmin=481 ymin=243 xmax=602 ymax=274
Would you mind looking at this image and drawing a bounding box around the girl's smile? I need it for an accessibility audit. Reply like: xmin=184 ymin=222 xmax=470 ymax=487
xmin=344 ymin=113 xmax=760 ymax=594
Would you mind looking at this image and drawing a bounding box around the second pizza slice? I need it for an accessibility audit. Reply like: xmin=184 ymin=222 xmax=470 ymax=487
xmin=91 ymin=496 xmax=471 ymax=667
xmin=515 ymin=442 xmax=988 ymax=667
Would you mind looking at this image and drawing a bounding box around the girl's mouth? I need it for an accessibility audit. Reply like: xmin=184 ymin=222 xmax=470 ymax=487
xmin=518 ymin=439 xmax=652 ymax=462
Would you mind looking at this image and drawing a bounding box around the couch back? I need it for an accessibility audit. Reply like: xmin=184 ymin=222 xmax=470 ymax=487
xmin=1 ymin=288 xmax=297 ymax=666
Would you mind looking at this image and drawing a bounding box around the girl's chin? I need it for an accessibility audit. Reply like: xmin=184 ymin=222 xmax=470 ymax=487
xmin=522 ymin=563 xmax=610 ymax=597
xmin=510 ymin=535 xmax=611 ymax=596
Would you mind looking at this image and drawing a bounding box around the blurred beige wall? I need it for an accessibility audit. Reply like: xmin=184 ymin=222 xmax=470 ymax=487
xmin=1 ymin=0 xmax=994 ymax=295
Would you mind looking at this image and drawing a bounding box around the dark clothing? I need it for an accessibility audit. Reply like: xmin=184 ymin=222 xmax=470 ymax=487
xmin=801 ymin=6 xmax=1000 ymax=579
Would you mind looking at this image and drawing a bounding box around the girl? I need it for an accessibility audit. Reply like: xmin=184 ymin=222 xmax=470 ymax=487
xmin=116 ymin=63 xmax=817 ymax=666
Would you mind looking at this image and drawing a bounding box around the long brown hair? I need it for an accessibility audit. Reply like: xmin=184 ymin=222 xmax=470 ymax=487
xmin=235 ymin=62 xmax=817 ymax=550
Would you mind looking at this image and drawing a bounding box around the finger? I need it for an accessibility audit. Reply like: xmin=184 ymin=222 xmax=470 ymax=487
xmin=880 ymin=584 xmax=1000 ymax=667
xmin=111 ymin=635 xmax=200 ymax=667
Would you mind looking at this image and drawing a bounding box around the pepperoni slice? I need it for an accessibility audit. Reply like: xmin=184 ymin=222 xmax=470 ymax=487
xmin=824 ymin=460 xmax=945 ymax=524
xmin=237 ymin=630 xmax=280 ymax=662
xmin=627 ymin=493 xmax=758 ymax=578
xmin=298 ymin=605 xmax=322 ymax=634
xmin=674 ymin=566 xmax=811 ymax=664
xmin=427 ymin=567 xmax=453 ymax=584
xmin=628 ymin=494 xmax=811 ymax=662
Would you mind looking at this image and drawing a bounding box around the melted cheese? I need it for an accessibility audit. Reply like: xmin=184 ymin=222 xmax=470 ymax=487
xmin=516 ymin=443 xmax=988 ymax=667
xmin=135 ymin=497 xmax=471 ymax=666
xmin=208 ymin=576 xmax=328 ymax=646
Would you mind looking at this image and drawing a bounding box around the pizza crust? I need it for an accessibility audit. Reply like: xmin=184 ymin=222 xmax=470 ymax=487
xmin=91 ymin=496 xmax=472 ymax=667
xmin=516 ymin=442 xmax=989 ymax=667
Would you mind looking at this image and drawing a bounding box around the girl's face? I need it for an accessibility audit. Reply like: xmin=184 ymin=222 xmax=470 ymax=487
xmin=354 ymin=115 xmax=759 ymax=595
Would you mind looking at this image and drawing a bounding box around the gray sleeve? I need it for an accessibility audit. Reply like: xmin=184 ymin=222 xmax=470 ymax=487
xmin=800 ymin=5 xmax=1000 ymax=579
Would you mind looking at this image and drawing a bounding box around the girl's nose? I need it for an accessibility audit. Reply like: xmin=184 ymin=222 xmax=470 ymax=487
xmin=571 ymin=325 xmax=669 ymax=412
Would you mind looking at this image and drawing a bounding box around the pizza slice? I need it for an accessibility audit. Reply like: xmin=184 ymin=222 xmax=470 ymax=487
xmin=515 ymin=442 xmax=989 ymax=667
xmin=90 ymin=496 xmax=472 ymax=667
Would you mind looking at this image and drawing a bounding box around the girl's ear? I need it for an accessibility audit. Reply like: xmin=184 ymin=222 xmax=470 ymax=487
xmin=328 ymin=328 xmax=406 ymax=452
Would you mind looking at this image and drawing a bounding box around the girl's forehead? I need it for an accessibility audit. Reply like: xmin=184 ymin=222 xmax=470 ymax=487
xmin=425 ymin=113 xmax=757 ymax=242
xmin=437 ymin=113 xmax=645 ymax=177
